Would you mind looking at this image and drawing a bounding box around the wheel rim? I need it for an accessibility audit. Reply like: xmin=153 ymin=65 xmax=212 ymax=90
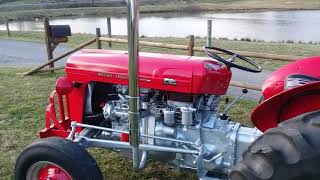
xmin=26 ymin=161 xmax=72 ymax=180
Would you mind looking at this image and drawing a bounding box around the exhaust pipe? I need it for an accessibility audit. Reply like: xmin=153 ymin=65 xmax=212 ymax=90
xmin=127 ymin=0 xmax=140 ymax=171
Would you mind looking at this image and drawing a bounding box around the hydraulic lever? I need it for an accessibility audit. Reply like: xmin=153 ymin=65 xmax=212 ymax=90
xmin=220 ymin=89 xmax=248 ymax=120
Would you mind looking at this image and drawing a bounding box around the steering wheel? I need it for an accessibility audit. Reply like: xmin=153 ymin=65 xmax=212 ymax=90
xmin=203 ymin=46 xmax=262 ymax=73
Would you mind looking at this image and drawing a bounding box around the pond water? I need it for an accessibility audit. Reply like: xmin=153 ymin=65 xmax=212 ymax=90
xmin=1 ymin=10 xmax=319 ymax=43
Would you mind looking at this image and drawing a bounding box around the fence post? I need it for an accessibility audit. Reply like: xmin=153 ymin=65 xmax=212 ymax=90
xmin=5 ymin=18 xmax=10 ymax=37
xmin=96 ymin=28 xmax=102 ymax=49
xmin=44 ymin=17 xmax=54 ymax=69
xmin=207 ymin=19 xmax=212 ymax=46
xmin=107 ymin=17 xmax=112 ymax=47
xmin=188 ymin=35 xmax=194 ymax=56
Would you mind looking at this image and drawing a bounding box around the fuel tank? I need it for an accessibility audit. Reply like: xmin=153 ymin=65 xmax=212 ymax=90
xmin=66 ymin=49 xmax=232 ymax=95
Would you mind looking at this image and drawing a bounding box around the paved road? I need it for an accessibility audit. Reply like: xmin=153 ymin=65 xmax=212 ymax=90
xmin=0 ymin=39 xmax=272 ymax=101
xmin=228 ymin=69 xmax=271 ymax=101
xmin=0 ymin=39 xmax=70 ymax=67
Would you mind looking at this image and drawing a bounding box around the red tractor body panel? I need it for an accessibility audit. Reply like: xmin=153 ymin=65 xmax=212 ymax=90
xmin=65 ymin=49 xmax=232 ymax=95
xmin=252 ymin=56 xmax=320 ymax=132
xmin=252 ymin=81 xmax=320 ymax=132
xmin=40 ymin=50 xmax=232 ymax=138
xmin=262 ymin=56 xmax=320 ymax=100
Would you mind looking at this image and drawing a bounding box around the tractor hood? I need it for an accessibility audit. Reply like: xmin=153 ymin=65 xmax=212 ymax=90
xmin=65 ymin=49 xmax=231 ymax=95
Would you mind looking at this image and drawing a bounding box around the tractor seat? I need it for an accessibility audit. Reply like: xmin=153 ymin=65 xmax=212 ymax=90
xmin=286 ymin=74 xmax=320 ymax=90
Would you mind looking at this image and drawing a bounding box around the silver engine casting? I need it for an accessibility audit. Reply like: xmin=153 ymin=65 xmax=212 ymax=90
xmin=96 ymin=84 xmax=262 ymax=177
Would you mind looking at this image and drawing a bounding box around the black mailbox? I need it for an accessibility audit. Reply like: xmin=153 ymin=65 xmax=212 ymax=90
xmin=49 ymin=25 xmax=71 ymax=38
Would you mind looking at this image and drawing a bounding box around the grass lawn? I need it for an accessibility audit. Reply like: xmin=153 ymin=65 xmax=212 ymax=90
xmin=0 ymin=67 xmax=257 ymax=179
xmin=1 ymin=31 xmax=320 ymax=71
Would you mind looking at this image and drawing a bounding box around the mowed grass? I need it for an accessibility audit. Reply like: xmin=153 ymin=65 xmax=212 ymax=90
xmin=1 ymin=31 xmax=320 ymax=71
xmin=0 ymin=67 xmax=257 ymax=179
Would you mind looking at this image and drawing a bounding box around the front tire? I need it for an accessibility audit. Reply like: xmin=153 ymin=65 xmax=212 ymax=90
xmin=15 ymin=137 xmax=103 ymax=180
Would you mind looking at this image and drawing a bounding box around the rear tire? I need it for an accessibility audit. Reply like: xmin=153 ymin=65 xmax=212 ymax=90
xmin=230 ymin=111 xmax=320 ymax=180
xmin=15 ymin=137 xmax=103 ymax=180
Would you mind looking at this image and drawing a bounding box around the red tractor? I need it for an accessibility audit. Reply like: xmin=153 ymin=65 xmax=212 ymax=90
xmin=14 ymin=1 xmax=320 ymax=180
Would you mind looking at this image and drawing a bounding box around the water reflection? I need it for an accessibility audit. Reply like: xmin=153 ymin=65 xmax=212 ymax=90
xmin=0 ymin=10 xmax=319 ymax=42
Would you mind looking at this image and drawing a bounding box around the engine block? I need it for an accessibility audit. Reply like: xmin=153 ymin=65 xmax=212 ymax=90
xmin=97 ymin=84 xmax=262 ymax=177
